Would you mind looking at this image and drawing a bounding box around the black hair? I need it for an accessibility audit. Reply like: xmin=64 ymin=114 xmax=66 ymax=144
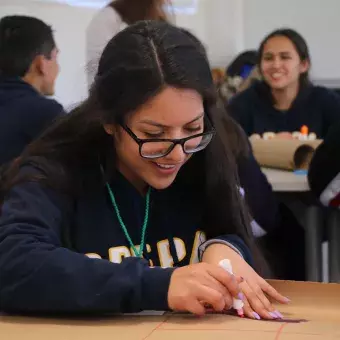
xmin=226 ymin=50 xmax=258 ymax=78
xmin=0 ymin=15 xmax=56 ymax=77
xmin=258 ymin=28 xmax=311 ymax=86
xmin=1 ymin=21 xmax=265 ymax=274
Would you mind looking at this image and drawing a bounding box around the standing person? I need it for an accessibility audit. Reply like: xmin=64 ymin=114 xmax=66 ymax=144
xmin=0 ymin=22 xmax=288 ymax=320
xmin=228 ymin=28 xmax=340 ymax=139
xmin=0 ymin=15 xmax=63 ymax=167
xmin=86 ymin=0 xmax=170 ymax=86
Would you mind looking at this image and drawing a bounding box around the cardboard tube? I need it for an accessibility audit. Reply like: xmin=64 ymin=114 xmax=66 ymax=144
xmin=250 ymin=139 xmax=322 ymax=170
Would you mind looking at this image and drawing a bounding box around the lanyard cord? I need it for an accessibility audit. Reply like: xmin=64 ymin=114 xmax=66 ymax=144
xmin=106 ymin=183 xmax=151 ymax=258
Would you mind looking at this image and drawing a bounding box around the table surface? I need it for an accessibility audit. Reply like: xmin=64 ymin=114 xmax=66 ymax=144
xmin=261 ymin=168 xmax=310 ymax=192
xmin=1 ymin=281 xmax=340 ymax=340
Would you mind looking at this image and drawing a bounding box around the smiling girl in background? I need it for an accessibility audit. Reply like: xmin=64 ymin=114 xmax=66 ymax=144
xmin=228 ymin=28 xmax=340 ymax=139
xmin=0 ymin=22 xmax=288 ymax=320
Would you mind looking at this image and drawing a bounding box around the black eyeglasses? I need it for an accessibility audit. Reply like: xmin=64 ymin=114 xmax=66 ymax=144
xmin=121 ymin=116 xmax=216 ymax=159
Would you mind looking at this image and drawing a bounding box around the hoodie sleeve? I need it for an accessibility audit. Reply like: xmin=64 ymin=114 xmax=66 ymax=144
xmin=320 ymin=88 xmax=340 ymax=137
xmin=0 ymin=179 xmax=174 ymax=313
xmin=308 ymin=121 xmax=340 ymax=207
xmin=237 ymin=152 xmax=279 ymax=233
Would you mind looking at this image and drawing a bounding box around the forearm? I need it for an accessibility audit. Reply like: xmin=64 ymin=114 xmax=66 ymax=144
xmin=0 ymin=236 xmax=173 ymax=313
xmin=199 ymin=234 xmax=253 ymax=266
xmin=202 ymin=243 xmax=243 ymax=265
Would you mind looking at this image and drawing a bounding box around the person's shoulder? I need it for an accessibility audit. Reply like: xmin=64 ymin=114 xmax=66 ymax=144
xmin=41 ymin=97 xmax=64 ymax=113
xmin=89 ymin=6 xmax=123 ymax=28
xmin=28 ymin=96 xmax=64 ymax=120
xmin=228 ymin=81 xmax=262 ymax=109
xmin=34 ymin=96 xmax=64 ymax=114
xmin=8 ymin=93 xmax=64 ymax=120
xmin=1 ymin=163 xmax=72 ymax=215
xmin=98 ymin=6 xmax=119 ymax=19
xmin=309 ymin=85 xmax=340 ymax=102
xmin=235 ymin=81 xmax=264 ymax=100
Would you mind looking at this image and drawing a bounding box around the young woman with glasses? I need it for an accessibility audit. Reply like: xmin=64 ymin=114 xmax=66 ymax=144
xmin=0 ymin=22 xmax=288 ymax=319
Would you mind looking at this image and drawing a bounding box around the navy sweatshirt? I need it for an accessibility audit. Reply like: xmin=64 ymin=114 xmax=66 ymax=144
xmin=0 ymin=77 xmax=64 ymax=166
xmin=238 ymin=152 xmax=279 ymax=233
xmin=228 ymin=81 xmax=340 ymax=139
xmin=308 ymin=121 xmax=340 ymax=207
xmin=0 ymin=167 xmax=252 ymax=314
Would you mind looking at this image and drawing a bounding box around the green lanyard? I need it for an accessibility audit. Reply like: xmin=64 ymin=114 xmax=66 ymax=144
xmin=106 ymin=183 xmax=151 ymax=258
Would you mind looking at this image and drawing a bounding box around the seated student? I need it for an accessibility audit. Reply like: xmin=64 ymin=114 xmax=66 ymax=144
xmin=0 ymin=15 xmax=63 ymax=167
xmin=205 ymin=39 xmax=280 ymax=236
xmin=215 ymin=36 xmax=306 ymax=280
xmin=308 ymin=121 xmax=340 ymax=207
xmin=221 ymin=117 xmax=280 ymax=236
xmin=228 ymin=28 xmax=340 ymax=139
xmin=0 ymin=22 xmax=289 ymax=320
xmin=233 ymin=123 xmax=305 ymax=281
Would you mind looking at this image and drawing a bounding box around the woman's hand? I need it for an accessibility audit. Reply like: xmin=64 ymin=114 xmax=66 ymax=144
xmin=202 ymin=244 xmax=290 ymax=320
xmin=230 ymin=255 xmax=290 ymax=320
xmin=168 ymin=263 xmax=243 ymax=316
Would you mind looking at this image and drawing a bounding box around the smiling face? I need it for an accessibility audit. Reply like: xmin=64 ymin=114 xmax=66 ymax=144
xmin=260 ymin=35 xmax=309 ymax=91
xmin=104 ymin=86 xmax=205 ymax=193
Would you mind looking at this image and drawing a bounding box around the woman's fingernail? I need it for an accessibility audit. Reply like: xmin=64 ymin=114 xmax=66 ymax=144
xmin=274 ymin=310 xmax=283 ymax=319
xmin=238 ymin=293 xmax=244 ymax=300
xmin=253 ymin=312 xmax=261 ymax=320
xmin=269 ymin=312 xmax=278 ymax=319
xmin=284 ymin=297 xmax=291 ymax=303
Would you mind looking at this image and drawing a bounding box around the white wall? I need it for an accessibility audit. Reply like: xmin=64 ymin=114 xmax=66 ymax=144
xmin=1 ymin=0 xmax=230 ymax=108
xmin=204 ymin=0 xmax=244 ymax=67
xmin=2 ymin=0 xmax=340 ymax=107
xmin=175 ymin=0 xmax=209 ymax=46
xmin=243 ymin=0 xmax=340 ymax=81
xmin=174 ymin=0 xmax=244 ymax=67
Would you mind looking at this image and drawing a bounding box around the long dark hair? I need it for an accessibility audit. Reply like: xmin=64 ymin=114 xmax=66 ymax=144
xmin=1 ymin=21 xmax=265 ymax=274
xmin=258 ymin=28 xmax=311 ymax=87
xmin=109 ymin=0 xmax=169 ymax=24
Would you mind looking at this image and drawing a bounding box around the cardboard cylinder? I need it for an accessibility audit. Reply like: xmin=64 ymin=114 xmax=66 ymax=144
xmin=250 ymin=138 xmax=322 ymax=170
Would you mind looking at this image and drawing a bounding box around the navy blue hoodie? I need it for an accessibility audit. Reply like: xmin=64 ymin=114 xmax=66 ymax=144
xmin=0 ymin=166 xmax=252 ymax=314
xmin=228 ymin=81 xmax=340 ymax=138
xmin=0 ymin=77 xmax=64 ymax=166
xmin=308 ymin=121 xmax=340 ymax=207
xmin=238 ymin=152 xmax=279 ymax=233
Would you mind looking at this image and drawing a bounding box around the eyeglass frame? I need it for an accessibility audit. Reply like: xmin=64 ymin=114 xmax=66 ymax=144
xmin=120 ymin=116 xmax=216 ymax=159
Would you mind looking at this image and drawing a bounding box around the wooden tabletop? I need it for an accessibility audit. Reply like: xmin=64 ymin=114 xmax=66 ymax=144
xmin=1 ymin=281 xmax=340 ymax=340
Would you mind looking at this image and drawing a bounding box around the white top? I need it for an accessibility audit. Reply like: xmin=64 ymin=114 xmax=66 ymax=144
xmin=86 ymin=6 xmax=128 ymax=87
xmin=261 ymin=168 xmax=310 ymax=192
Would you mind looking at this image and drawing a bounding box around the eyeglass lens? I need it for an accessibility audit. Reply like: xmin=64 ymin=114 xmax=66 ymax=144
xmin=140 ymin=133 xmax=213 ymax=158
